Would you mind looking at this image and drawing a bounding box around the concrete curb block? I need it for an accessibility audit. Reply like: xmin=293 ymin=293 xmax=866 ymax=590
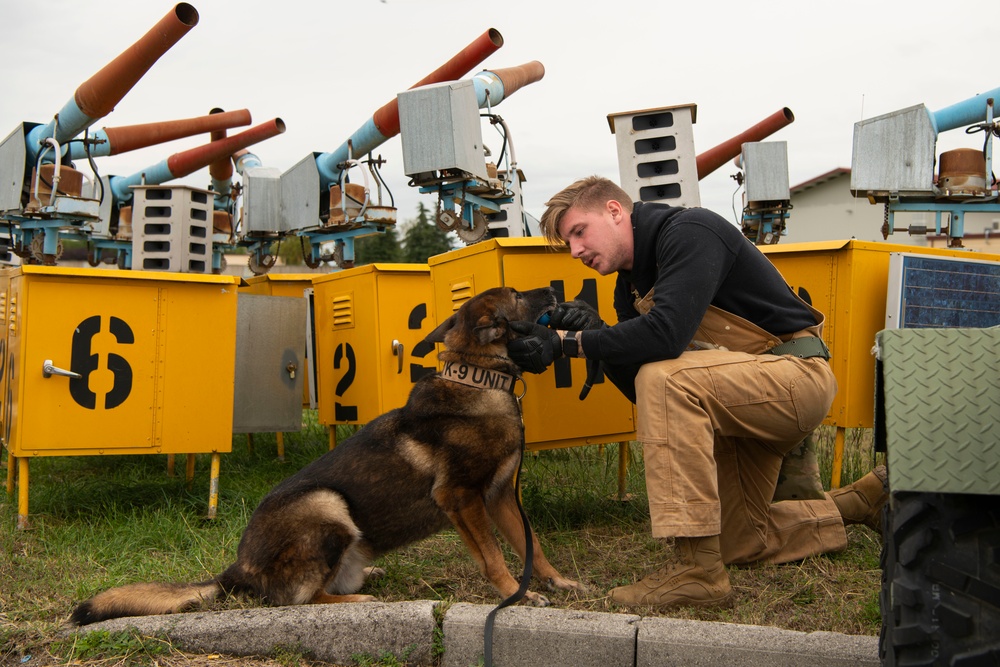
xmin=71 ymin=600 xmax=879 ymax=667
xmin=442 ymin=602 xmax=641 ymax=667
xmin=441 ymin=603 xmax=879 ymax=667
xmin=75 ymin=601 xmax=438 ymax=665
xmin=637 ymin=616 xmax=879 ymax=667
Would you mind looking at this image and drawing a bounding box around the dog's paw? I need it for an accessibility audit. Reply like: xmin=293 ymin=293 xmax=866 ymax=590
xmin=523 ymin=591 xmax=552 ymax=607
xmin=364 ymin=566 xmax=386 ymax=581
xmin=546 ymin=576 xmax=590 ymax=593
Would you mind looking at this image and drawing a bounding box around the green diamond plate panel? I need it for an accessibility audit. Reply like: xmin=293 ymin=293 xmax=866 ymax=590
xmin=877 ymin=328 xmax=1000 ymax=494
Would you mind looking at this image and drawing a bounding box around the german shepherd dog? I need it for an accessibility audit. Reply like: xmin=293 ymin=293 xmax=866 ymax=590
xmin=71 ymin=286 xmax=585 ymax=626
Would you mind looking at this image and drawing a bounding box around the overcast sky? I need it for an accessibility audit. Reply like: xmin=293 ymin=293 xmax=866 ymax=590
xmin=2 ymin=0 xmax=995 ymax=233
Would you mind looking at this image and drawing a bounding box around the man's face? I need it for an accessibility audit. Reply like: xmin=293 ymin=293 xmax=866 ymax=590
xmin=557 ymin=200 xmax=633 ymax=275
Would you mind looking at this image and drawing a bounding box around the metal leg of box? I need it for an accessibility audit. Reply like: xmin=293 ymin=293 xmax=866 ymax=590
xmin=5 ymin=450 xmax=14 ymax=498
xmin=328 ymin=426 xmax=337 ymax=450
xmin=207 ymin=453 xmax=220 ymax=519
xmin=185 ymin=454 xmax=196 ymax=490
xmin=830 ymin=426 xmax=846 ymax=489
xmin=276 ymin=432 xmax=285 ymax=461
xmin=617 ymin=442 xmax=630 ymax=500
xmin=166 ymin=454 xmax=176 ymax=477
xmin=17 ymin=457 xmax=29 ymax=530
xmin=246 ymin=433 xmax=254 ymax=454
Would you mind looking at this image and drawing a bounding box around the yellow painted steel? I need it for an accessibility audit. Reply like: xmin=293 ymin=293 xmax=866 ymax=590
xmin=428 ymin=238 xmax=636 ymax=451
xmin=312 ymin=264 xmax=435 ymax=427
xmin=208 ymin=452 xmax=220 ymax=519
xmin=17 ymin=457 xmax=28 ymax=530
xmin=5 ymin=451 xmax=13 ymax=499
xmin=761 ymin=240 xmax=1000 ymax=486
xmin=1 ymin=266 xmax=240 ymax=526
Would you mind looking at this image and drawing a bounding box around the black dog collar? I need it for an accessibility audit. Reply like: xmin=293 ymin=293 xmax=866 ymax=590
xmin=439 ymin=360 xmax=517 ymax=393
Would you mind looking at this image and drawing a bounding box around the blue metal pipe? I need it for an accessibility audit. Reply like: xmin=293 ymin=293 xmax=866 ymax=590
xmin=930 ymin=86 xmax=1000 ymax=134
xmin=470 ymin=70 xmax=508 ymax=108
xmin=234 ymin=149 xmax=264 ymax=174
xmin=109 ymin=161 xmax=175 ymax=202
xmin=314 ymin=118 xmax=387 ymax=189
xmin=26 ymin=102 xmax=93 ymax=152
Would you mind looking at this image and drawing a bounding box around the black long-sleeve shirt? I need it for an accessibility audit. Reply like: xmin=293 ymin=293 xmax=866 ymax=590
xmin=580 ymin=202 xmax=817 ymax=402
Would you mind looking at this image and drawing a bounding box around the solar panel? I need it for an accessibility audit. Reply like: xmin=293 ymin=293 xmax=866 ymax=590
xmin=885 ymin=252 xmax=1000 ymax=329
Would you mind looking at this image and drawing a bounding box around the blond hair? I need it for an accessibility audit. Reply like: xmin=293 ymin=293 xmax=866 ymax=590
xmin=539 ymin=176 xmax=633 ymax=245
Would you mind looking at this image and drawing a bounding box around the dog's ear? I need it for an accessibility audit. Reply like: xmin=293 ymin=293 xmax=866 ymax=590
xmin=423 ymin=314 xmax=457 ymax=345
xmin=473 ymin=315 xmax=506 ymax=345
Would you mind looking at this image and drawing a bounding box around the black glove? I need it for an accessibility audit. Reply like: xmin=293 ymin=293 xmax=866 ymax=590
xmin=508 ymin=321 xmax=562 ymax=374
xmin=550 ymin=300 xmax=604 ymax=331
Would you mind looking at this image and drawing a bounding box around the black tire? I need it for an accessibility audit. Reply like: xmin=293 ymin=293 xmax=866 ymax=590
xmin=880 ymin=491 xmax=1000 ymax=666
xmin=879 ymin=495 xmax=895 ymax=666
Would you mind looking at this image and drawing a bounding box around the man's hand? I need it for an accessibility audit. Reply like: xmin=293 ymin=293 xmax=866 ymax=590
xmin=508 ymin=321 xmax=562 ymax=374
xmin=550 ymin=300 xmax=604 ymax=331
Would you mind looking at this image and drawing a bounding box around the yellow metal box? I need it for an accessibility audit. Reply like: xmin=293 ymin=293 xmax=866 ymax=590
xmin=2 ymin=266 xmax=240 ymax=456
xmin=761 ymin=240 xmax=1000 ymax=486
xmin=428 ymin=238 xmax=636 ymax=450
xmin=0 ymin=266 xmax=241 ymax=527
xmin=761 ymin=240 xmax=1000 ymax=429
xmin=311 ymin=264 xmax=435 ymax=426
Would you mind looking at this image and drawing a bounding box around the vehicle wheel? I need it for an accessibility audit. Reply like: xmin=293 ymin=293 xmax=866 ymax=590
xmin=879 ymin=491 xmax=1000 ymax=666
xmin=879 ymin=497 xmax=895 ymax=666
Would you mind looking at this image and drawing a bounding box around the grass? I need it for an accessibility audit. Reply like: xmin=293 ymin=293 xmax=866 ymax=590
xmin=0 ymin=415 xmax=883 ymax=666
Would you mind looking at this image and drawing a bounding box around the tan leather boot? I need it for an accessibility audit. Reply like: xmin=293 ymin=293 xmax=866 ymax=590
xmin=608 ymin=535 xmax=733 ymax=608
xmin=829 ymin=465 xmax=888 ymax=533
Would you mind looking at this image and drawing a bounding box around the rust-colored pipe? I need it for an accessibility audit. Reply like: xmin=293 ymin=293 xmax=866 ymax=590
xmin=208 ymin=108 xmax=237 ymax=208
xmin=486 ymin=61 xmax=545 ymax=100
xmin=34 ymin=4 xmax=199 ymax=150
xmin=469 ymin=61 xmax=545 ymax=108
xmin=696 ymin=107 xmax=794 ymax=180
xmin=167 ymin=118 xmax=285 ymax=180
xmin=77 ymin=3 xmax=199 ymax=120
xmin=316 ymin=28 xmax=503 ymax=189
xmin=79 ymin=108 xmax=251 ymax=157
xmin=372 ymin=28 xmax=503 ymax=138
xmin=110 ymin=118 xmax=285 ymax=201
xmin=208 ymin=108 xmax=235 ymax=183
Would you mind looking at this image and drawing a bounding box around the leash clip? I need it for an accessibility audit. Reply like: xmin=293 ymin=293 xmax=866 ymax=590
xmin=513 ymin=376 xmax=527 ymax=401
xmin=513 ymin=377 xmax=527 ymax=427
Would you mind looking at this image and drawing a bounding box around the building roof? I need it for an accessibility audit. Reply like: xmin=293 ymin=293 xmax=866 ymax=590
xmin=790 ymin=167 xmax=851 ymax=195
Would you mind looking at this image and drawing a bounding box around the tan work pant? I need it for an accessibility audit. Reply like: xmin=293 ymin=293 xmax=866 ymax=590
xmin=635 ymin=349 xmax=847 ymax=565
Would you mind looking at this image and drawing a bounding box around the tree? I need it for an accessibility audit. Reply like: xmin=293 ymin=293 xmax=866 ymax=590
xmin=401 ymin=202 xmax=454 ymax=263
xmin=276 ymin=236 xmax=304 ymax=265
xmin=354 ymin=225 xmax=402 ymax=265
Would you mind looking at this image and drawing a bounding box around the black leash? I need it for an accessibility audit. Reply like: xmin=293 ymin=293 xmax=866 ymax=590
xmin=483 ymin=383 xmax=533 ymax=667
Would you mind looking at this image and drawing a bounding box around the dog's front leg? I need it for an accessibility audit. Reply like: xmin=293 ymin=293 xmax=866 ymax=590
xmin=437 ymin=489 xmax=551 ymax=606
xmin=488 ymin=487 xmax=589 ymax=595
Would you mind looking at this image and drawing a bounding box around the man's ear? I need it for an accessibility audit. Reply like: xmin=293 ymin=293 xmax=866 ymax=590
xmin=607 ymin=199 xmax=624 ymax=222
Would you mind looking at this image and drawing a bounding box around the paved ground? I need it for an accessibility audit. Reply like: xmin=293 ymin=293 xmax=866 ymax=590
xmin=74 ymin=600 xmax=880 ymax=666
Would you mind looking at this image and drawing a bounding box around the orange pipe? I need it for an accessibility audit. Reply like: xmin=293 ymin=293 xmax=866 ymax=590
xmin=208 ymin=108 xmax=235 ymax=182
xmin=101 ymin=108 xmax=251 ymax=156
xmin=696 ymin=107 xmax=794 ymax=180
xmin=75 ymin=3 xmax=199 ymax=120
xmin=489 ymin=61 xmax=545 ymax=99
xmin=166 ymin=118 xmax=285 ymax=180
xmin=372 ymin=28 xmax=503 ymax=138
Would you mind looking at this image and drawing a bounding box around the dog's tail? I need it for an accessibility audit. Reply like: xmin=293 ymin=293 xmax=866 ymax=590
xmin=70 ymin=566 xmax=244 ymax=626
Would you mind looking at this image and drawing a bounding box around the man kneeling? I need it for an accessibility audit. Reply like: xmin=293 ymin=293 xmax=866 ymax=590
xmin=508 ymin=176 xmax=887 ymax=608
